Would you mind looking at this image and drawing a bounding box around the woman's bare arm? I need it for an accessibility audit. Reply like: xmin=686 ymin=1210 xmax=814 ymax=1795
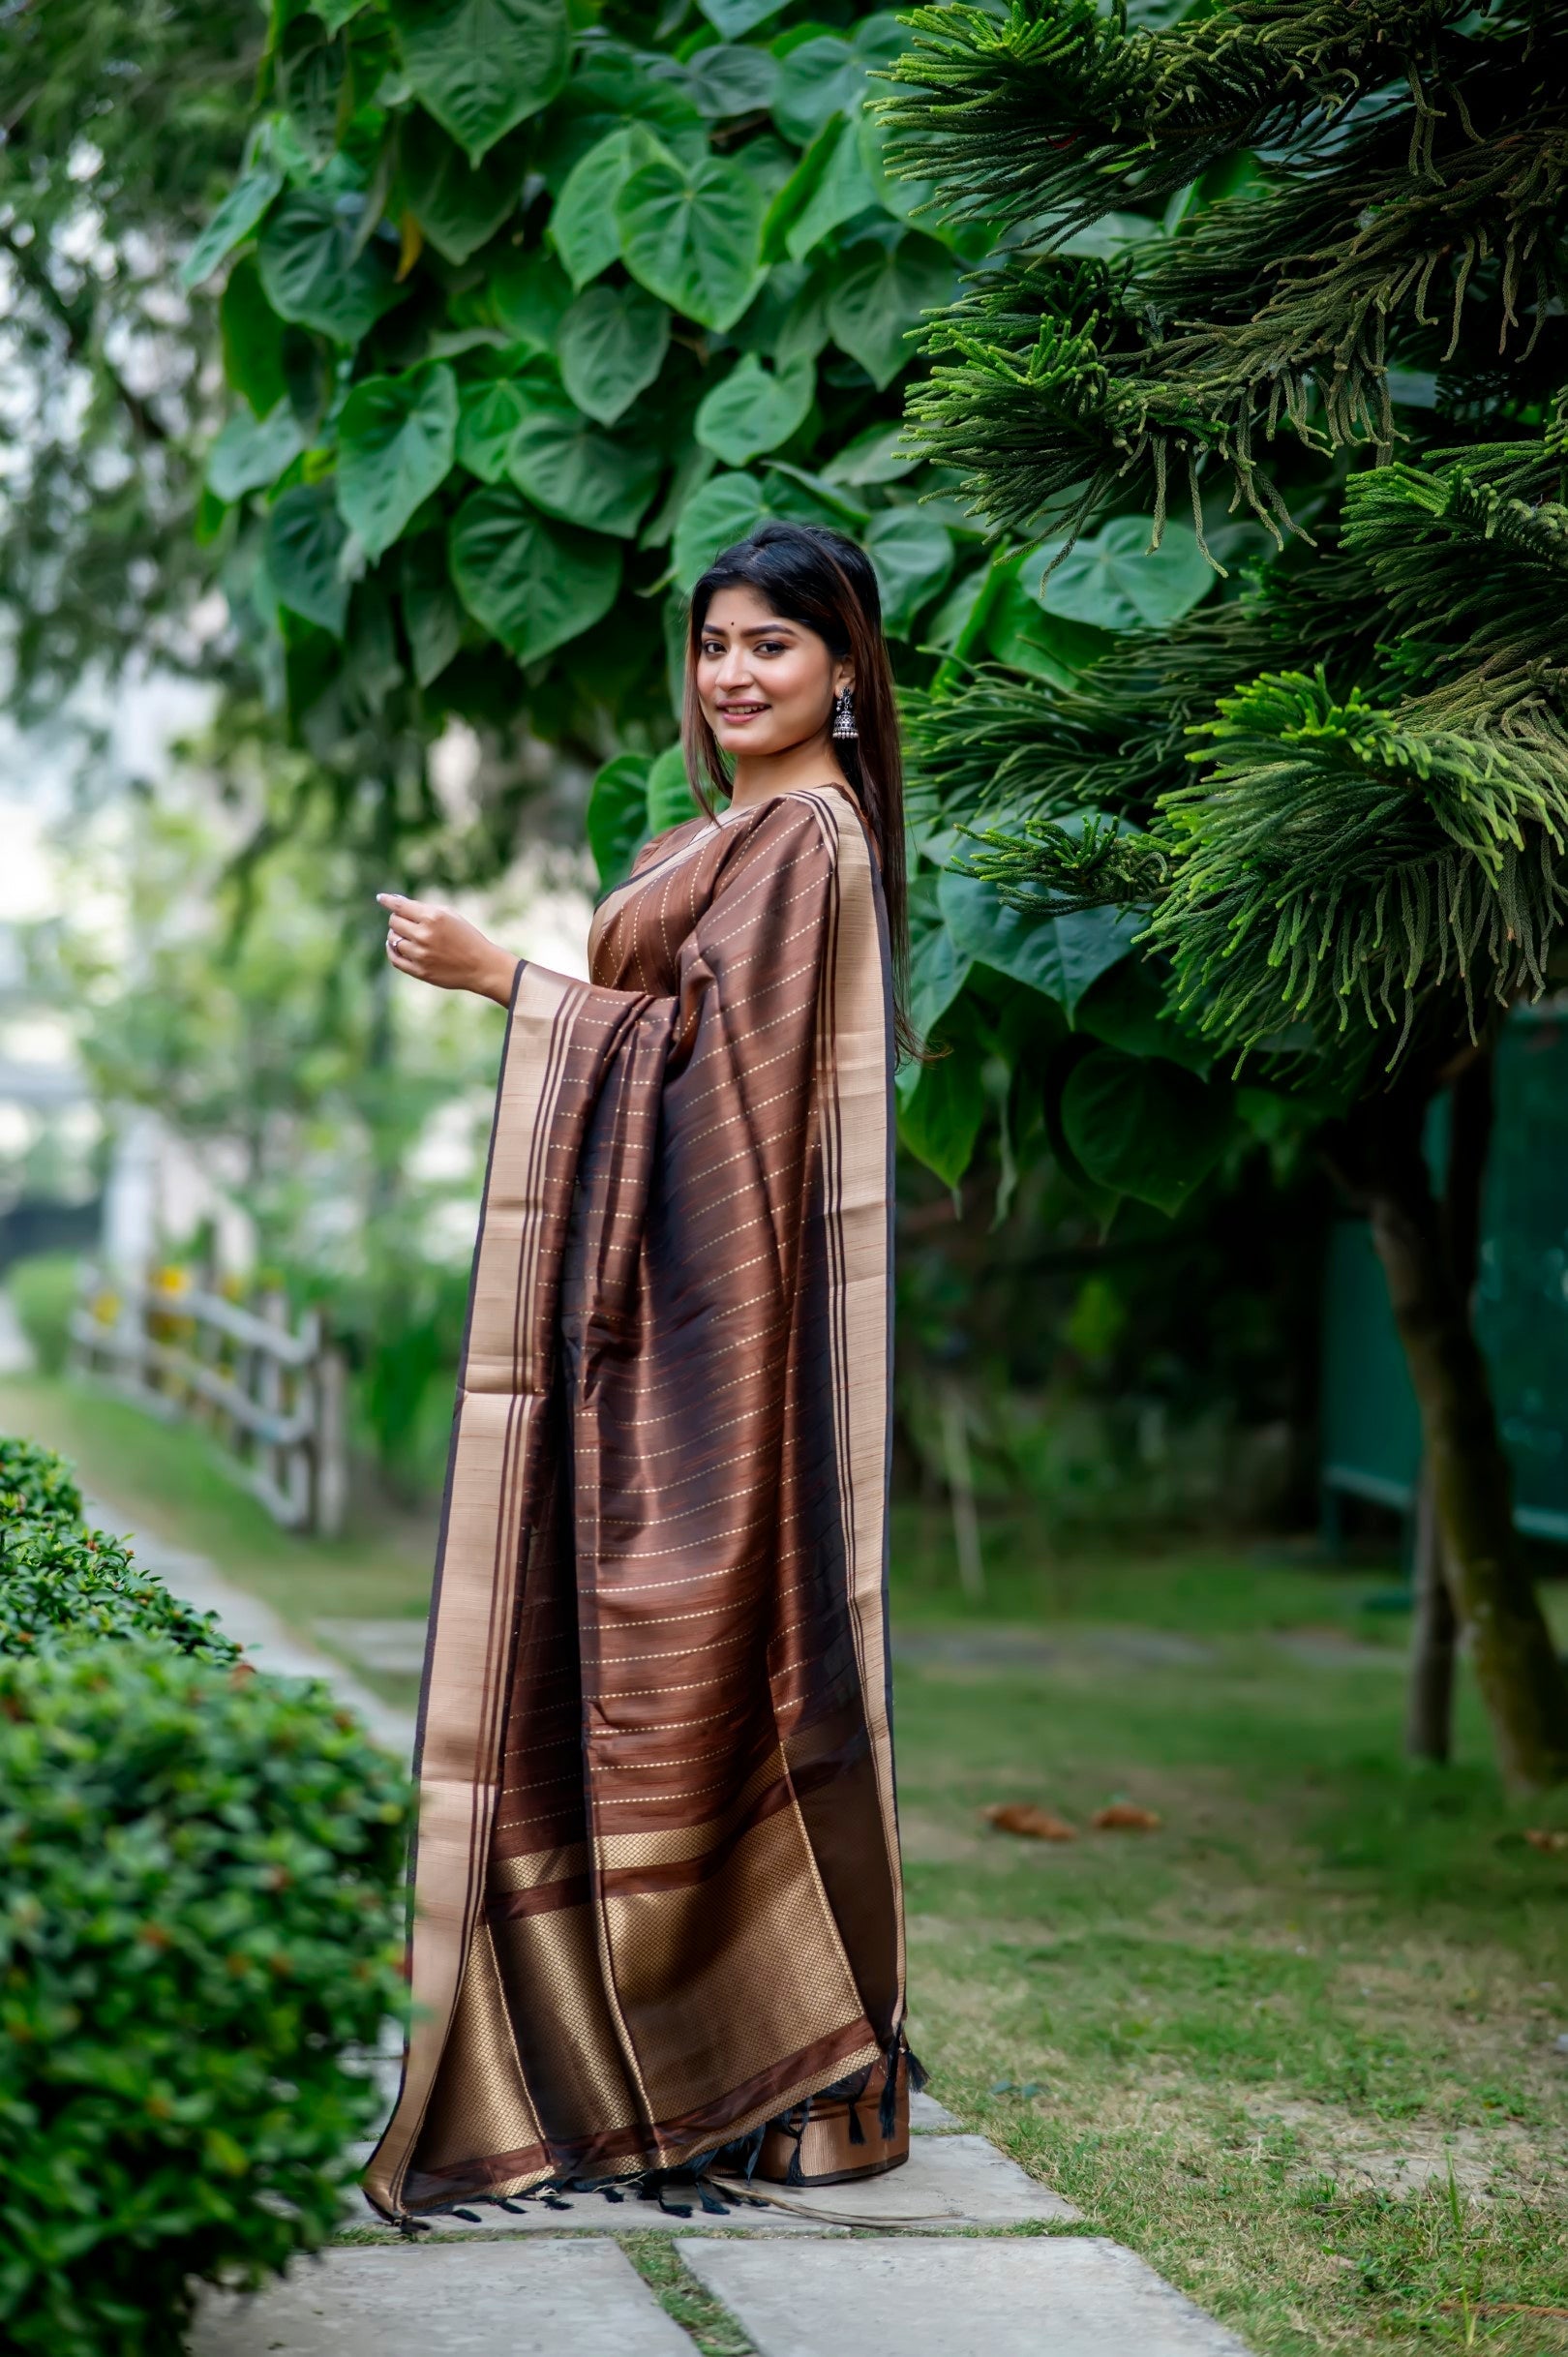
xmin=377 ymin=892 xmax=519 ymax=1007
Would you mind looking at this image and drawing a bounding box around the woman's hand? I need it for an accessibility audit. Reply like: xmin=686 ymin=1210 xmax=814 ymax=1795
xmin=377 ymin=892 xmax=519 ymax=1006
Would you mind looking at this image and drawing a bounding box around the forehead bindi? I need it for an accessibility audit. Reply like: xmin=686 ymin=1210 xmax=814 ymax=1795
xmin=702 ymin=588 xmax=799 ymax=639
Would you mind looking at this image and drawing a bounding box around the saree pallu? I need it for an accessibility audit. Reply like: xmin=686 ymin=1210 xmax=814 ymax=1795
xmin=364 ymin=783 xmax=906 ymax=2219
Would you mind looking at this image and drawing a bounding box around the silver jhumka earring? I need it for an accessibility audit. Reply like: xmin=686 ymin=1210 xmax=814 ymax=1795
xmin=831 ymin=686 xmax=858 ymax=740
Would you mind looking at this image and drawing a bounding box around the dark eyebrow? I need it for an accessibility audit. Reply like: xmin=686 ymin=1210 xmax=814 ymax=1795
xmin=698 ymin=619 xmax=799 ymax=641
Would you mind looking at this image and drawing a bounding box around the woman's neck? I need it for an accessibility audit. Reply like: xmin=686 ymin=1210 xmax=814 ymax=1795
xmin=726 ymin=727 xmax=853 ymax=809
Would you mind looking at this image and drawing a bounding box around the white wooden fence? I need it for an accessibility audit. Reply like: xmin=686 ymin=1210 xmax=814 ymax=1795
xmin=69 ymin=1266 xmax=347 ymax=1534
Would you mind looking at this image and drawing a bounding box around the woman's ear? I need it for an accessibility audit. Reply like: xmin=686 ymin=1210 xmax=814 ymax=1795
xmin=833 ymin=662 xmax=855 ymax=696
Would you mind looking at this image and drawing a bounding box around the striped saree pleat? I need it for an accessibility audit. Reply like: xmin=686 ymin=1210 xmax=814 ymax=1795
xmin=363 ymin=785 xmax=904 ymax=2220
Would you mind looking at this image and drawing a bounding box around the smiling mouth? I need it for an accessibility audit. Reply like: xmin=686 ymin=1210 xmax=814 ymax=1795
xmin=719 ymin=703 xmax=769 ymax=716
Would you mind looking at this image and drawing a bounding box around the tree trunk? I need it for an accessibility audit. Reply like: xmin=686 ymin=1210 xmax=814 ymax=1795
xmin=1405 ymin=1459 xmax=1457 ymax=1763
xmin=1342 ymin=1058 xmax=1568 ymax=1792
xmin=1403 ymin=1046 xmax=1492 ymax=1765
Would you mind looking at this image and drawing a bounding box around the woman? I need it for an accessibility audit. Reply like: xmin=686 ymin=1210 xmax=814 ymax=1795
xmin=364 ymin=521 xmax=916 ymax=2221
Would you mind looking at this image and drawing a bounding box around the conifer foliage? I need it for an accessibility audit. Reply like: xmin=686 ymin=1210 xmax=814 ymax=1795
xmin=887 ymin=0 xmax=1568 ymax=1788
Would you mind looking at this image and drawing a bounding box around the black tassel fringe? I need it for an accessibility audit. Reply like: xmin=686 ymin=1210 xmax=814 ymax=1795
xmin=383 ymin=2030 xmax=929 ymax=2228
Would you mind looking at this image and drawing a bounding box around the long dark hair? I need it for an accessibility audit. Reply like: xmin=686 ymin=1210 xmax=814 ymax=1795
xmin=682 ymin=520 xmax=912 ymax=1059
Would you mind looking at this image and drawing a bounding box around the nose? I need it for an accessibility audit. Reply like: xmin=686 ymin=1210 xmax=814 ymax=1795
xmin=713 ymin=642 xmax=754 ymax=691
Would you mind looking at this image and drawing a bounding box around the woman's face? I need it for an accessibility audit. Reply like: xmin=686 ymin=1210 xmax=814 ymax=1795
xmin=695 ymin=585 xmax=851 ymax=759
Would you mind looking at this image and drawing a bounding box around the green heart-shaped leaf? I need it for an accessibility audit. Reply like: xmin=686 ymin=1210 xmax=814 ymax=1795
xmin=700 ymin=0 xmax=788 ymax=33
xmin=449 ymin=485 xmax=621 ymax=662
xmin=588 ymin=751 xmax=652 ymax=889
xmin=401 ymin=536 xmax=467 ymax=686
xmin=765 ymin=115 xmax=880 ymax=264
xmin=937 ymin=869 xmax=1139 ymax=1013
xmin=1028 ymin=519 xmax=1214 ymax=632
xmin=671 ymin=470 xmax=768 ymax=589
xmin=206 ymin=406 xmax=304 ymax=504
xmin=258 ymin=194 xmax=404 ymax=346
xmin=616 ymin=150 xmax=767 ymax=332
xmin=864 ymin=508 xmax=953 ymax=638
xmin=551 ymin=124 xmax=668 ymax=289
xmin=822 ymin=423 xmax=919 ymax=487
xmin=1060 ymin=1046 xmax=1231 ymax=1214
xmin=557 ymin=285 xmax=672 ymax=426
xmin=220 ymin=256 xmax=291 ymax=420
xmin=399 ymin=111 xmax=528 ymax=263
xmin=337 ymin=365 xmax=459 ymax=559
xmin=545 ymin=49 xmax=708 ymax=183
xmin=826 ymin=233 xmax=955 ymax=390
xmin=647 ymin=742 xmax=703 ymax=833
xmin=456 ymin=379 xmax=528 ymax=483
xmin=771 ymin=15 xmax=908 ymax=145
xmin=386 ymin=0 xmax=570 ymax=163
xmin=771 ymin=33 xmax=857 ymax=147
xmin=266 ymin=482 xmax=350 ymax=637
xmin=505 ymin=378 xmax=662 ymax=538
xmin=181 ymin=163 xmax=284 ymax=289
xmin=695 ymin=353 xmax=814 ymax=468
xmin=1074 ymin=958 xmax=1212 ymax=1075
xmin=489 ymin=248 xmax=574 ymax=350
xmin=687 ymin=44 xmax=779 ymax=120
xmin=896 ymin=1032 xmax=985 ymax=1187
xmin=906 ymin=902 xmax=972 ymax=1043
xmin=985 ymin=562 xmax=1116 ymax=686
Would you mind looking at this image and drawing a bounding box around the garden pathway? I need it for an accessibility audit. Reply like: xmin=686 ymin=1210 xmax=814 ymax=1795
xmin=95 ymin=1505 xmax=1254 ymax=2356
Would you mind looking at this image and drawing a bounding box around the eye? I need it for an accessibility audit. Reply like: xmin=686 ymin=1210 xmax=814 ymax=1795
xmin=755 ymin=638 xmax=789 ymax=656
xmin=699 ymin=638 xmax=724 ymax=658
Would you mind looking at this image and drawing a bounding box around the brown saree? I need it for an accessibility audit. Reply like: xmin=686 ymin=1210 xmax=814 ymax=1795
xmin=363 ymin=782 xmax=907 ymax=2219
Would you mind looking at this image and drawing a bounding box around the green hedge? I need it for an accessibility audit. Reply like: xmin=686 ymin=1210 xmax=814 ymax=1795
xmin=0 ymin=1516 xmax=238 ymax=1664
xmin=1 ymin=1435 xmax=235 ymax=1664
xmin=5 ymin=1252 xmax=81 ymax=1378
xmin=0 ymin=1434 xmax=84 ymax=1525
xmin=0 ymin=1439 xmax=412 ymax=2357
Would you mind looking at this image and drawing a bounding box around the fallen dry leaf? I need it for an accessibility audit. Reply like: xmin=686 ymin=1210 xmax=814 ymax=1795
xmin=1523 ymin=1828 xmax=1568 ymax=1854
xmin=984 ymin=1802 xmax=1077 ymax=1842
xmin=1091 ymin=1803 xmax=1162 ymax=1832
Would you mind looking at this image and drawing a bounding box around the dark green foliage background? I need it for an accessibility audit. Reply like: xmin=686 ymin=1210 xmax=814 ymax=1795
xmin=193 ymin=0 xmax=1010 ymax=879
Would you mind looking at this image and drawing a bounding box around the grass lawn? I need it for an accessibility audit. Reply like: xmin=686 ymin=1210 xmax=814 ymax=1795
xmin=893 ymin=1512 xmax=1568 ymax=2354
xmin=4 ymin=1375 xmax=1567 ymax=2351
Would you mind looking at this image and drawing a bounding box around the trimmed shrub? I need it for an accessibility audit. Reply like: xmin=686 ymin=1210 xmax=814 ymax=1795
xmin=0 ymin=1517 xmax=238 ymax=1663
xmin=0 ymin=1435 xmax=83 ymax=1526
xmin=1 ymin=1436 xmax=235 ymax=1662
xmin=0 ymin=1642 xmax=410 ymax=2357
xmin=5 ymin=1251 xmax=82 ymax=1377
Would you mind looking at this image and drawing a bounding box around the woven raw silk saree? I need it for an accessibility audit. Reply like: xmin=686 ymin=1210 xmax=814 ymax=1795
xmin=364 ymin=783 xmax=907 ymax=2218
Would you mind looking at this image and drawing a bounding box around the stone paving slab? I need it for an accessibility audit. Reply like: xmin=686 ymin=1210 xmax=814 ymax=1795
xmin=712 ymin=2136 xmax=1078 ymax=2230
xmin=678 ymin=2235 xmax=1255 ymax=2357
xmin=189 ymin=2240 xmax=694 ymax=2355
xmin=910 ymin=2088 xmax=959 ymax=2131
xmin=316 ymin=1615 xmax=431 ymax=1676
xmin=340 ymin=2133 xmax=1076 ymax=2238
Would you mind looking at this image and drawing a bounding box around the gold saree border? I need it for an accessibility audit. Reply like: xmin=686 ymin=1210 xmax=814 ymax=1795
xmin=797 ymin=789 xmax=905 ymax=2008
